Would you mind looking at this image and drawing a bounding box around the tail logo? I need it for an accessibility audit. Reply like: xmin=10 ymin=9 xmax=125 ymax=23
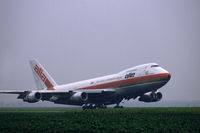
xmin=34 ymin=65 xmax=47 ymax=82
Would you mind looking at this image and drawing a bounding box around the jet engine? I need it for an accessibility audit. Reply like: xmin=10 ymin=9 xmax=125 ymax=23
xmin=138 ymin=92 xmax=162 ymax=102
xmin=70 ymin=92 xmax=88 ymax=102
xmin=23 ymin=92 xmax=42 ymax=103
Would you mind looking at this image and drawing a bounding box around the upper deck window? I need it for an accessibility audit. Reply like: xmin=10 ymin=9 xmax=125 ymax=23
xmin=151 ymin=65 xmax=159 ymax=68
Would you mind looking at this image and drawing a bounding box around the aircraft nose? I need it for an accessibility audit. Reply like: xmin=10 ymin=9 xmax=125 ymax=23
xmin=166 ymin=73 xmax=171 ymax=81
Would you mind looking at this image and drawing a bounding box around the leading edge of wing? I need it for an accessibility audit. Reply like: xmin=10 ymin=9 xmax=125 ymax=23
xmin=0 ymin=90 xmax=26 ymax=94
xmin=38 ymin=88 xmax=115 ymax=94
xmin=76 ymin=88 xmax=116 ymax=94
xmin=0 ymin=88 xmax=116 ymax=95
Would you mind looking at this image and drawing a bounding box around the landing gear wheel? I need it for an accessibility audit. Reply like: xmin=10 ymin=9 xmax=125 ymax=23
xmin=114 ymin=105 xmax=123 ymax=108
xmin=98 ymin=104 xmax=107 ymax=109
xmin=114 ymin=103 xmax=123 ymax=108
xmin=82 ymin=104 xmax=96 ymax=109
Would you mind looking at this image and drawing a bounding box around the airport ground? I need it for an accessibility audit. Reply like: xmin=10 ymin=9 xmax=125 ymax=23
xmin=0 ymin=107 xmax=199 ymax=133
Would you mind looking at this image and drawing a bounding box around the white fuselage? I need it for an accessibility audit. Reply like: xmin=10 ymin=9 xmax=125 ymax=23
xmin=48 ymin=63 xmax=171 ymax=106
xmin=0 ymin=61 xmax=171 ymax=108
xmin=55 ymin=63 xmax=170 ymax=92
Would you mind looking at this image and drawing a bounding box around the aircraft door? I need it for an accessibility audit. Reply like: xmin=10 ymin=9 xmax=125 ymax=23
xmin=144 ymin=66 xmax=149 ymax=76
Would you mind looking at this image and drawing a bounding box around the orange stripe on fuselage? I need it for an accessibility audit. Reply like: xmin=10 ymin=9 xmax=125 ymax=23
xmin=77 ymin=73 xmax=170 ymax=90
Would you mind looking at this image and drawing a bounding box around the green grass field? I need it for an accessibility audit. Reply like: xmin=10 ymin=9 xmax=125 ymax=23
xmin=0 ymin=107 xmax=199 ymax=133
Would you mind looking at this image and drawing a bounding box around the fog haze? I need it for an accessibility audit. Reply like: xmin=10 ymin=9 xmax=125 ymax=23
xmin=0 ymin=0 xmax=200 ymax=106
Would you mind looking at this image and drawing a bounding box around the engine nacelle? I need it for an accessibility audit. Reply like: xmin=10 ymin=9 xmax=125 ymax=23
xmin=70 ymin=92 xmax=88 ymax=103
xmin=138 ymin=92 xmax=162 ymax=102
xmin=23 ymin=92 xmax=41 ymax=103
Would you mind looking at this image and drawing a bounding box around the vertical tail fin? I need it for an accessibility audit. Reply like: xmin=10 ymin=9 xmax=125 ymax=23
xmin=29 ymin=59 xmax=57 ymax=90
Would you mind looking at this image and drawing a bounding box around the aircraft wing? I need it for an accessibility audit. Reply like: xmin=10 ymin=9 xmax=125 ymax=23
xmin=0 ymin=88 xmax=116 ymax=99
xmin=0 ymin=90 xmax=69 ymax=95
xmin=76 ymin=88 xmax=116 ymax=94
xmin=37 ymin=89 xmax=116 ymax=99
xmin=0 ymin=90 xmax=26 ymax=94
xmin=0 ymin=88 xmax=115 ymax=95
xmin=0 ymin=90 xmax=71 ymax=99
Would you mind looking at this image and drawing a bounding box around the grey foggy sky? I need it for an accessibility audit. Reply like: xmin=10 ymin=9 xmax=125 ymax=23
xmin=0 ymin=0 xmax=200 ymax=104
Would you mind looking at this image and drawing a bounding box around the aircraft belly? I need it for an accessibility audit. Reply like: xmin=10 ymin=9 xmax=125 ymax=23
xmin=87 ymin=94 xmax=114 ymax=104
xmin=52 ymin=92 xmax=115 ymax=105
xmin=115 ymin=80 xmax=168 ymax=98
xmin=44 ymin=80 xmax=168 ymax=106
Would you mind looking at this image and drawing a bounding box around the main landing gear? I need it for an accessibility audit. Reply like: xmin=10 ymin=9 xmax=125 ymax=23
xmin=114 ymin=103 xmax=123 ymax=108
xmin=82 ymin=104 xmax=107 ymax=109
xmin=82 ymin=102 xmax=124 ymax=109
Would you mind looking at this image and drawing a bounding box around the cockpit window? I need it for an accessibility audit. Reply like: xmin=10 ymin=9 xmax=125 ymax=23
xmin=151 ymin=65 xmax=159 ymax=68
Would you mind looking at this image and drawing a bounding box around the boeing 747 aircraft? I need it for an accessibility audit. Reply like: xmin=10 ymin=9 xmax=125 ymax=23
xmin=0 ymin=60 xmax=171 ymax=109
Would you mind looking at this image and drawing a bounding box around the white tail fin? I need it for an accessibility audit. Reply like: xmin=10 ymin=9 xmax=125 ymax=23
xmin=29 ymin=59 xmax=57 ymax=90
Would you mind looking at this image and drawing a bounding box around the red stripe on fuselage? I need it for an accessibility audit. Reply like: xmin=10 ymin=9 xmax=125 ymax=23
xmin=77 ymin=73 xmax=170 ymax=90
xmin=45 ymin=79 xmax=55 ymax=90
